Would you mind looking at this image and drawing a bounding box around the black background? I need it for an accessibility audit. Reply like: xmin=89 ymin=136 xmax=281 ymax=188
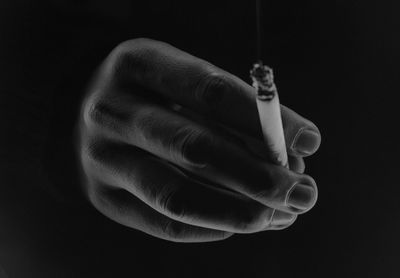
xmin=1 ymin=0 xmax=399 ymax=277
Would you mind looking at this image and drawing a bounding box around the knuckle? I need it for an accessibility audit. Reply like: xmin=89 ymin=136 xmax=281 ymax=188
xmin=132 ymin=108 xmax=158 ymax=138
xmin=196 ymin=71 xmax=229 ymax=110
xmin=115 ymin=38 xmax=160 ymax=54
xmin=160 ymin=220 xmax=187 ymax=242
xmin=169 ymin=126 xmax=214 ymax=167
xmin=252 ymin=186 xmax=281 ymax=205
xmin=110 ymin=38 xmax=162 ymax=79
xmin=80 ymin=141 xmax=100 ymax=171
xmin=252 ymin=167 xmax=295 ymax=204
xmin=80 ymin=138 xmax=113 ymax=174
xmin=156 ymin=179 xmax=186 ymax=219
xmin=233 ymin=206 xmax=269 ymax=233
xmin=83 ymin=98 xmax=107 ymax=127
xmin=83 ymin=94 xmax=131 ymax=136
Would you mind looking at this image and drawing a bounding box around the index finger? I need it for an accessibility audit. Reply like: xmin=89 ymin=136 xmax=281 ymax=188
xmin=104 ymin=38 xmax=320 ymax=154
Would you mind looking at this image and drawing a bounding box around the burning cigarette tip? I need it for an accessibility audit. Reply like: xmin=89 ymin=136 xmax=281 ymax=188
xmin=250 ymin=61 xmax=277 ymax=101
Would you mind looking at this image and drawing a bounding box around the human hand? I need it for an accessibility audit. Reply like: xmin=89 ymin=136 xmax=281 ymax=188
xmin=78 ymin=38 xmax=321 ymax=242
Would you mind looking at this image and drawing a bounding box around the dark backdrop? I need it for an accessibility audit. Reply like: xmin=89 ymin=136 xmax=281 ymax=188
xmin=0 ymin=0 xmax=399 ymax=277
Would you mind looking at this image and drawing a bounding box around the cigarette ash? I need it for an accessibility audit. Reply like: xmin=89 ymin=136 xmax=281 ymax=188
xmin=250 ymin=61 xmax=277 ymax=101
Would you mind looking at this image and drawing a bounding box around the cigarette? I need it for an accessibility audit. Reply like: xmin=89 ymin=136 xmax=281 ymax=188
xmin=250 ymin=61 xmax=288 ymax=168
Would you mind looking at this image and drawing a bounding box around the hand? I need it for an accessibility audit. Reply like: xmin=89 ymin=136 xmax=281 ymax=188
xmin=77 ymin=38 xmax=321 ymax=242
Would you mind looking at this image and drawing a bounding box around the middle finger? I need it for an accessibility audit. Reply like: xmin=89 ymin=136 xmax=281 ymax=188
xmin=84 ymin=93 xmax=317 ymax=214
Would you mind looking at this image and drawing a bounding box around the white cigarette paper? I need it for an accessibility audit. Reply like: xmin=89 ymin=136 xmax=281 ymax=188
xmin=250 ymin=62 xmax=288 ymax=167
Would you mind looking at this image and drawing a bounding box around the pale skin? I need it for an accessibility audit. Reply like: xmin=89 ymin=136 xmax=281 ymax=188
xmin=78 ymin=38 xmax=321 ymax=243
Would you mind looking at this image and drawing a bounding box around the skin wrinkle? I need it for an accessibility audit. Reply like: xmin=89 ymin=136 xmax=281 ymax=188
xmin=174 ymin=126 xmax=209 ymax=169
xmin=268 ymin=208 xmax=277 ymax=229
xmin=77 ymin=38 xmax=321 ymax=241
xmin=194 ymin=71 xmax=229 ymax=113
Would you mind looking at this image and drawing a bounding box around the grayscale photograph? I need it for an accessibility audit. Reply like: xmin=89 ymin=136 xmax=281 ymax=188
xmin=0 ymin=0 xmax=398 ymax=277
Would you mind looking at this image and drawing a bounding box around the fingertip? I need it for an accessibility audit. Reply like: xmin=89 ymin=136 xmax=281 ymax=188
xmin=286 ymin=175 xmax=318 ymax=214
xmin=290 ymin=127 xmax=321 ymax=157
xmin=269 ymin=221 xmax=296 ymax=230
xmin=270 ymin=210 xmax=297 ymax=226
xmin=265 ymin=211 xmax=297 ymax=231
xmin=281 ymin=106 xmax=322 ymax=157
xmin=288 ymin=156 xmax=306 ymax=173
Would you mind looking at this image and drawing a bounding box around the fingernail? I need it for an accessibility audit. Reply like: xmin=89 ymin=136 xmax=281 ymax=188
xmin=292 ymin=129 xmax=321 ymax=156
xmin=271 ymin=210 xmax=297 ymax=226
xmin=287 ymin=184 xmax=316 ymax=211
